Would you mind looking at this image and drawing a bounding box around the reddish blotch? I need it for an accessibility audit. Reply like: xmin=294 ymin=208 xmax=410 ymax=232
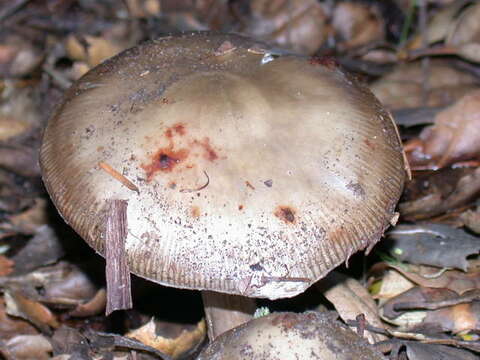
xmin=274 ymin=206 xmax=296 ymax=224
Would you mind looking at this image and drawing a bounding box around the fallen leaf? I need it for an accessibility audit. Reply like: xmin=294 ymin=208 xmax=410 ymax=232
xmin=65 ymin=23 xmax=139 ymax=68
xmin=371 ymin=268 xmax=416 ymax=307
xmin=399 ymin=167 xmax=480 ymax=220
xmin=0 ymin=256 xmax=13 ymax=276
xmin=124 ymin=0 xmax=161 ymax=18
xmin=382 ymin=286 xmax=480 ymax=334
xmin=0 ymin=146 xmax=41 ymax=177
xmin=244 ymin=0 xmax=328 ymax=55
xmin=10 ymin=225 xmax=65 ymax=275
xmin=405 ymin=90 xmax=480 ymax=169
xmin=0 ymin=116 xmax=30 ymax=142
xmin=69 ymin=288 xmax=106 ymax=317
xmin=460 ymin=206 xmax=480 ymax=234
xmin=392 ymin=106 xmax=440 ymax=127
xmin=0 ymin=34 xmax=43 ymax=77
xmin=427 ymin=301 xmax=480 ymax=334
xmin=406 ymin=0 xmax=471 ymax=49
xmin=126 ymin=318 xmax=206 ymax=358
xmin=405 ymin=340 xmax=478 ymax=360
xmin=446 ymin=2 xmax=480 ymax=59
xmin=382 ymin=286 xmax=455 ymax=320
xmin=85 ymin=330 xmax=174 ymax=359
xmin=331 ymin=1 xmax=385 ymax=51
xmin=1 ymin=334 xmax=52 ymax=360
xmin=385 ymin=223 xmax=480 ymax=271
xmin=371 ymin=61 xmax=479 ymax=110
xmin=388 ymin=264 xmax=480 ymax=295
xmin=4 ymin=290 xmax=59 ymax=331
xmin=49 ymin=326 xmax=89 ymax=358
xmin=0 ymin=297 xmax=37 ymax=341
xmin=317 ymin=271 xmax=387 ymax=343
xmin=7 ymin=198 xmax=49 ymax=235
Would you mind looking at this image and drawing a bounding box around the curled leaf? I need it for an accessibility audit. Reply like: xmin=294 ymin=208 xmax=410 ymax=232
xmin=405 ymin=90 xmax=480 ymax=169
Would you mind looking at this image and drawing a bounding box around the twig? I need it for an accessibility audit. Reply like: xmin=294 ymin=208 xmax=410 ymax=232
xmin=180 ymin=170 xmax=209 ymax=193
xmin=105 ymin=199 xmax=132 ymax=315
xmin=345 ymin=319 xmax=390 ymax=337
xmin=99 ymin=162 xmax=139 ymax=194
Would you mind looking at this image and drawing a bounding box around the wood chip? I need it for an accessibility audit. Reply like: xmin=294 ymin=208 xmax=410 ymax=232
xmin=105 ymin=199 xmax=132 ymax=315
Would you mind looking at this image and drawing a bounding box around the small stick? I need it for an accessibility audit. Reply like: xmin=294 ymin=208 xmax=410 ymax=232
xmin=105 ymin=199 xmax=132 ymax=315
xmin=245 ymin=181 xmax=255 ymax=190
xmin=99 ymin=162 xmax=139 ymax=194
xmin=180 ymin=170 xmax=209 ymax=193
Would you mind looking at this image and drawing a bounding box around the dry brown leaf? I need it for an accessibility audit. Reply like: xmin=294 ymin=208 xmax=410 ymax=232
xmin=389 ymin=264 xmax=480 ymax=295
xmin=405 ymin=90 xmax=480 ymax=169
xmin=69 ymin=288 xmax=106 ymax=317
xmin=0 ymin=116 xmax=30 ymax=142
xmin=244 ymin=0 xmax=328 ymax=55
xmin=0 ymin=256 xmax=13 ymax=277
xmin=69 ymin=61 xmax=90 ymax=80
xmin=361 ymin=49 xmax=398 ymax=64
xmin=0 ymin=35 xmax=43 ymax=77
xmin=4 ymin=290 xmax=60 ymax=330
xmin=375 ymin=60 xmax=476 ymax=88
xmin=457 ymin=42 xmax=480 ymax=63
xmin=398 ymin=167 xmax=480 ymax=220
xmin=0 ymin=297 xmax=37 ymax=341
xmin=373 ymin=268 xmax=416 ymax=304
xmin=460 ymin=206 xmax=480 ymax=234
xmin=371 ymin=61 xmax=479 ymax=110
xmin=446 ymin=3 xmax=480 ymax=47
xmin=126 ymin=318 xmax=206 ymax=358
xmin=398 ymin=167 xmax=480 ymax=219
xmin=428 ymin=301 xmax=480 ymax=334
xmin=382 ymin=286 xmax=480 ymax=334
xmin=7 ymin=198 xmax=49 ymax=234
xmin=381 ymin=286 xmax=456 ymax=320
xmin=0 ymin=80 xmax=40 ymax=140
xmin=407 ymin=2 xmax=480 ymax=63
xmin=50 ymin=356 xmax=70 ymax=360
xmin=331 ymin=2 xmax=385 ymax=51
xmin=407 ymin=0 xmax=470 ymax=49
xmin=21 ymin=262 xmax=98 ymax=307
xmin=0 ymin=146 xmax=41 ymax=177
xmin=159 ymin=0 xmax=232 ymax=31
xmin=124 ymin=0 xmax=161 ymax=18
xmin=317 ymin=272 xmax=387 ymax=344
xmin=66 ymin=35 xmax=127 ymax=68
xmin=1 ymin=334 xmax=52 ymax=360
xmin=65 ymin=23 xmax=139 ymax=68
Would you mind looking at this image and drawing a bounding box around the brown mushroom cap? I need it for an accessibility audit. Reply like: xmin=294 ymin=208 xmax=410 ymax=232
xmin=197 ymin=311 xmax=387 ymax=359
xmin=40 ymin=32 xmax=405 ymax=299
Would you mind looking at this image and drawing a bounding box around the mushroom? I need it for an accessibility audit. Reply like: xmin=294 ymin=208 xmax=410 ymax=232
xmin=40 ymin=32 xmax=406 ymax=340
xmin=197 ymin=311 xmax=387 ymax=359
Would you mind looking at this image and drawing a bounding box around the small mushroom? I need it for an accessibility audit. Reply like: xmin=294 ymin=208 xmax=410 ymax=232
xmin=197 ymin=311 xmax=387 ymax=359
xmin=40 ymin=33 xmax=406 ymax=339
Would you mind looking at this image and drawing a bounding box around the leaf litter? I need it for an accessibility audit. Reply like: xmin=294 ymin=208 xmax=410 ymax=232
xmin=1 ymin=1 xmax=480 ymax=359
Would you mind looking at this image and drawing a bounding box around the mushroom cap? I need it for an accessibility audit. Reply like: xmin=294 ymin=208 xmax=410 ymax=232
xmin=197 ymin=311 xmax=386 ymax=360
xmin=40 ymin=32 xmax=405 ymax=299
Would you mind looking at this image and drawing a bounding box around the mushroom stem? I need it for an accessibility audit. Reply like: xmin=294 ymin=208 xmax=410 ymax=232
xmin=201 ymin=291 xmax=256 ymax=341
